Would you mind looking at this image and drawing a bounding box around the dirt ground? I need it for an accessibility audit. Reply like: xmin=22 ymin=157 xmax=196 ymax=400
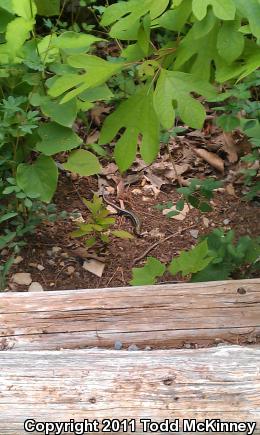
xmin=4 ymin=134 xmax=260 ymax=291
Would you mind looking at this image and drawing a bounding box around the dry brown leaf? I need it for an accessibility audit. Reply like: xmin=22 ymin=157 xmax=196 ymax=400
xmin=225 ymin=184 xmax=237 ymax=196
xmin=144 ymin=172 xmax=166 ymax=189
xmin=162 ymin=203 xmax=191 ymax=221
xmin=90 ymin=105 xmax=111 ymax=126
xmin=194 ymin=148 xmax=225 ymax=173
xmin=222 ymin=132 xmax=238 ymax=163
xmin=83 ymin=259 xmax=105 ymax=277
xmin=164 ymin=164 xmax=190 ymax=180
xmin=86 ymin=130 xmax=100 ymax=144
xmin=102 ymin=163 xmax=118 ymax=176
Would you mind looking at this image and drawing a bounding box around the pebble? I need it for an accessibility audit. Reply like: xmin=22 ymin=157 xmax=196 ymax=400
xmin=13 ymin=256 xmax=24 ymax=265
xmin=61 ymin=252 xmax=69 ymax=259
xmin=47 ymin=260 xmax=55 ymax=266
xmin=52 ymin=246 xmax=62 ymax=254
xmin=203 ymin=217 xmax=210 ymax=228
xmin=29 ymin=263 xmax=38 ymax=268
xmin=28 ymin=282 xmax=44 ymax=292
xmin=114 ymin=341 xmax=123 ymax=350
xmin=223 ymin=219 xmax=230 ymax=225
xmin=1 ymin=249 xmax=8 ymax=256
xmin=189 ymin=229 xmax=199 ymax=239
xmin=12 ymin=273 xmax=32 ymax=286
xmin=128 ymin=344 xmax=139 ymax=351
xmin=66 ymin=266 xmax=75 ymax=276
xmin=145 ymin=346 xmax=152 ymax=351
xmin=37 ymin=265 xmax=45 ymax=271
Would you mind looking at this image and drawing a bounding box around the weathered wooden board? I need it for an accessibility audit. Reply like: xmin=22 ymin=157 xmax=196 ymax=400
xmin=0 ymin=280 xmax=259 ymax=351
xmin=0 ymin=347 xmax=260 ymax=434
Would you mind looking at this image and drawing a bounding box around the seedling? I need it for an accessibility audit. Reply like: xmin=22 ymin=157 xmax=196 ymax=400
xmin=71 ymin=194 xmax=134 ymax=248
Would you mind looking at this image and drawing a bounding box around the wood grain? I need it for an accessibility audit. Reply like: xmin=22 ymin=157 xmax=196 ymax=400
xmin=0 ymin=347 xmax=260 ymax=434
xmin=1 ymin=279 xmax=259 ymax=351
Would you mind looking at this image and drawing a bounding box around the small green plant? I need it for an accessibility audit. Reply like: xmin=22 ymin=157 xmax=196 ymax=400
xmin=212 ymin=71 xmax=260 ymax=133
xmin=156 ymin=178 xmax=223 ymax=217
xmin=130 ymin=229 xmax=260 ymax=286
xmin=71 ymin=194 xmax=134 ymax=248
xmin=240 ymin=121 xmax=260 ymax=200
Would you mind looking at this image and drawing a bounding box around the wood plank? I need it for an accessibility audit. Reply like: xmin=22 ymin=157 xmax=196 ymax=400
xmin=0 ymin=347 xmax=259 ymax=434
xmin=1 ymin=279 xmax=260 ymax=351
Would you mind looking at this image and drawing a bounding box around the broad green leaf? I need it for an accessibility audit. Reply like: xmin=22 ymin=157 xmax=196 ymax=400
xmin=16 ymin=155 xmax=58 ymax=203
xmin=154 ymin=70 xmax=216 ymax=129
xmin=216 ymin=42 xmax=260 ymax=82
xmin=217 ymin=20 xmax=244 ymax=63
xmin=63 ymin=149 xmax=102 ymax=176
xmin=192 ymin=0 xmax=236 ymax=20
xmin=0 ymin=212 xmax=18 ymax=224
xmin=99 ymin=86 xmax=160 ymax=171
xmin=121 ymin=42 xmax=146 ymax=62
xmin=5 ymin=17 xmax=33 ymax=59
xmin=35 ymin=0 xmax=60 ymax=16
xmin=111 ymin=230 xmax=134 ymax=240
xmin=174 ymin=13 xmax=219 ymax=81
xmin=36 ymin=122 xmax=82 ymax=156
xmin=130 ymin=257 xmax=166 ymax=286
xmin=101 ymin=0 xmax=170 ymax=39
xmin=0 ymin=0 xmax=13 ymax=13
xmin=169 ymin=240 xmax=213 ymax=276
xmin=154 ymin=0 xmax=192 ymax=31
xmin=48 ymin=55 xmax=123 ymax=103
xmin=0 ymin=8 xmax=14 ymax=33
xmin=12 ymin=0 xmax=37 ymax=19
xmin=55 ymin=31 xmax=104 ymax=54
xmin=38 ymin=34 xmax=59 ymax=64
xmin=31 ymin=94 xmax=77 ymax=127
xmin=191 ymin=261 xmax=234 ymax=282
xmin=234 ymin=0 xmax=260 ymax=40
xmin=79 ymin=85 xmax=114 ymax=102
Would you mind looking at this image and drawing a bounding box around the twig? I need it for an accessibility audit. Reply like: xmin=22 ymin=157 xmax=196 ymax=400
xmin=133 ymin=233 xmax=178 ymax=266
xmin=133 ymin=224 xmax=196 ymax=266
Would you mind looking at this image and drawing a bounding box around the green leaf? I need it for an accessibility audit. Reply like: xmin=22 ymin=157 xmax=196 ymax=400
xmin=0 ymin=212 xmax=18 ymax=224
xmin=16 ymin=155 xmax=58 ymax=203
xmin=191 ymin=261 xmax=234 ymax=281
xmin=55 ymin=31 xmax=104 ymax=55
xmin=35 ymin=0 xmax=59 ymax=15
xmin=217 ymin=20 xmax=244 ymax=63
xmin=111 ymin=230 xmax=134 ymax=240
xmin=0 ymin=8 xmax=14 ymax=33
xmin=101 ymin=0 xmax=170 ymax=40
xmin=130 ymin=257 xmax=166 ymax=286
xmin=174 ymin=13 xmax=219 ymax=81
xmin=63 ymin=150 xmax=101 ymax=176
xmin=154 ymin=70 xmax=216 ymax=129
xmin=169 ymin=240 xmax=213 ymax=276
xmin=48 ymin=55 xmax=123 ymax=103
xmin=192 ymin=0 xmax=236 ymax=20
xmin=71 ymin=224 xmax=94 ymax=238
xmin=4 ymin=17 xmax=33 ymax=60
xmin=216 ymin=114 xmax=240 ymax=132
xmin=36 ymin=122 xmax=82 ymax=156
xmin=234 ymin=0 xmax=260 ymax=40
xmin=31 ymin=94 xmax=77 ymax=127
xmin=79 ymin=84 xmax=114 ymax=102
xmin=0 ymin=1 xmax=14 ymax=14
xmin=85 ymin=237 xmax=97 ymax=248
xmin=99 ymin=86 xmax=160 ymax=171
xmin=155 ymin=0 xmax=192 ymax=31
xmin=12 ymin=0 xmax=37 ymax=19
